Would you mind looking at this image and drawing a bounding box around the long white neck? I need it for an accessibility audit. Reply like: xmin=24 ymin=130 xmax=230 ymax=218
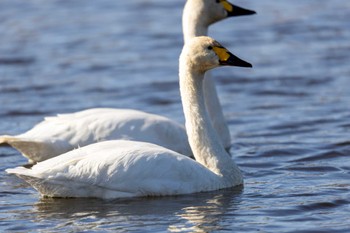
xmin=183 ymin=13 xmax=208 ymax=43
xmin=182 ymin=1 xmax=209 ymax=44
xmin=179 ymin=62 xmax=242 ymax=183
xmin=182 ymin=1 xmax=231 ymax=149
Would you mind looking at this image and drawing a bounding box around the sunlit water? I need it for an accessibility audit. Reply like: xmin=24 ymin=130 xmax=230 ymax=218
xmin=1 ymin=0 xmax=350 ymax=232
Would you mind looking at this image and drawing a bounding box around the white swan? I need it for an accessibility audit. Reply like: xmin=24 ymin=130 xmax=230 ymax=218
xmin=6 ymin=36 xmax=252 ymax=199
xmin=0 ymin=0 xmax=255 ymax=163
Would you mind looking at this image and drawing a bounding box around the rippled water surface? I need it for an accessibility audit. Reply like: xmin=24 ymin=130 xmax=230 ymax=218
xmin=1 ymin=0 xmax=350 ymax=232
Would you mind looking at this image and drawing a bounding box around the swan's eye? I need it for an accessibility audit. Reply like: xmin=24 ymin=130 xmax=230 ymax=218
xmin=207 ymin=46 xmax=213 ymax=50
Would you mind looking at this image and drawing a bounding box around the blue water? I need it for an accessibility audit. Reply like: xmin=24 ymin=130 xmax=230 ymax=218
xmin=1 ymin=0 xmax=350 ymax=232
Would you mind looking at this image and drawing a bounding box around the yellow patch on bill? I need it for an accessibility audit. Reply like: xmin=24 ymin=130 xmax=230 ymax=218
xmin=212 ymin=46 xmax=230 ymax=62
xmin=220 ymin=1 xmax=233 ymax=12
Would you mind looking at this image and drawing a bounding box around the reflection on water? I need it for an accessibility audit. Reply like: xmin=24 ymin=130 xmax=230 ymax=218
xmin=29 ymin=188 xmax=243 ymax=232
xmin=168 ymin=188 xmax=242 ymax=232
xmin=1 ymin=0 xmax=350 ymax=232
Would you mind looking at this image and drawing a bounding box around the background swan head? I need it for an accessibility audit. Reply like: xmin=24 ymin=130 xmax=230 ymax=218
xmin=183 ymin=0 xmax=256 ymax=29
xmin=181 ymin=36 xmax=252 ymax=73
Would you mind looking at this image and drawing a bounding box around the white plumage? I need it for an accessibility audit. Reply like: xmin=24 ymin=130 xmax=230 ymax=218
xmin=7 ymin=140 xmax=222 ymax=199
xmin=0 ymin=109 xmax=190 ymax=163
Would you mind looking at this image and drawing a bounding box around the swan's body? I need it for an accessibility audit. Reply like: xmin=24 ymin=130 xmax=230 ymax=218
xmin=6 ymin=36 xmax=251 ymax=199
xmin=6 ymin=140 xmax=228 ymax=199
xmin=0 ymin=0 xmax=255 ymax=163
xmin=0 ymin=109 xmax=190 ymax=163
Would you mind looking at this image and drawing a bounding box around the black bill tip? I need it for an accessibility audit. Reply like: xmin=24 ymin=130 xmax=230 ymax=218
xmin=228 ymin=4 xmax=256 ymax=17
xmin=220 ymin=52 xmax=252 ymax=68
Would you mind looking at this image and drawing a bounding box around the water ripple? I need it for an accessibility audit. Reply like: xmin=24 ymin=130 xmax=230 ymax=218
xmin=0 ymin=57 xmax=35 ymax=65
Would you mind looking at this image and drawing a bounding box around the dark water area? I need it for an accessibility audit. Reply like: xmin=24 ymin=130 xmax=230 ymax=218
xmin=1 ymin=0 xmax=350 ymax=232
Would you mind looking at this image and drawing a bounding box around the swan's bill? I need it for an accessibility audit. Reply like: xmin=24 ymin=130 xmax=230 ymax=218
xmin=212 ymin=46 xmax=252 ymax=68
xmin=218 ymin=1 xmax=256 ymax=17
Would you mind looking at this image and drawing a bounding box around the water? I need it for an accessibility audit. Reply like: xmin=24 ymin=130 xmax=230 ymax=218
xmin=1 ymin=0 xmax=350 ymax=232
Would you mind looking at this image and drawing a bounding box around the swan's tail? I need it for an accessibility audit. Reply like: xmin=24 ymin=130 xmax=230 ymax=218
xmin=0 ymin=135 xmax=48 ymax=163
xmin=6 ymin=167 xmax=48 ymax=196
xmin=0 ymin=135 xmax=13 ymax=145
xmin=6 ymin=166 xmax=34 ymax=177
xmin=0 ymin=135 xmax=28 ymax=148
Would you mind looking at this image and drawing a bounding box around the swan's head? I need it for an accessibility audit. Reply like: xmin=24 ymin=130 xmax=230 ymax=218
xmin=211 ymin=0 xmax=256 ymax=22
xmin=181 ymin=36 xmax=252 ymax=73
xmin=184 ymin=0 xmax=256 ymax=26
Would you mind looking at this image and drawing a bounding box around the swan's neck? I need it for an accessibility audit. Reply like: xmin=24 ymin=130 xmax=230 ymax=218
xmin=179 ymin=64 xmax=241 ymax=181
xmin=182 ymin=2 xmax=208 ymax=44
xmin=182 ymin=2 xmax=231 ymax=148
xmin=203 ymin=73 xmax=231 ymax=148
xmin=183 ymin=22 xmax=208 ymax=44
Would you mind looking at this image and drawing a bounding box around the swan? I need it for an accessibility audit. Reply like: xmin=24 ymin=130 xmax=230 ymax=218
xmin=0 ymin=0 xmax=255 ymax=163
xmin=6 ymin=36 xmax=252 ymax=199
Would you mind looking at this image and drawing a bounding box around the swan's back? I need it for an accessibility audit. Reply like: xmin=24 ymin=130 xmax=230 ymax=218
xmin=7 ymin=140 xmax=223 ymax=199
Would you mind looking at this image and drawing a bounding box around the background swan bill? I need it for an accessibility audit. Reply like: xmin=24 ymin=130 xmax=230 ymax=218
xmin=220 ymin=1 xmax=256 ymax=17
